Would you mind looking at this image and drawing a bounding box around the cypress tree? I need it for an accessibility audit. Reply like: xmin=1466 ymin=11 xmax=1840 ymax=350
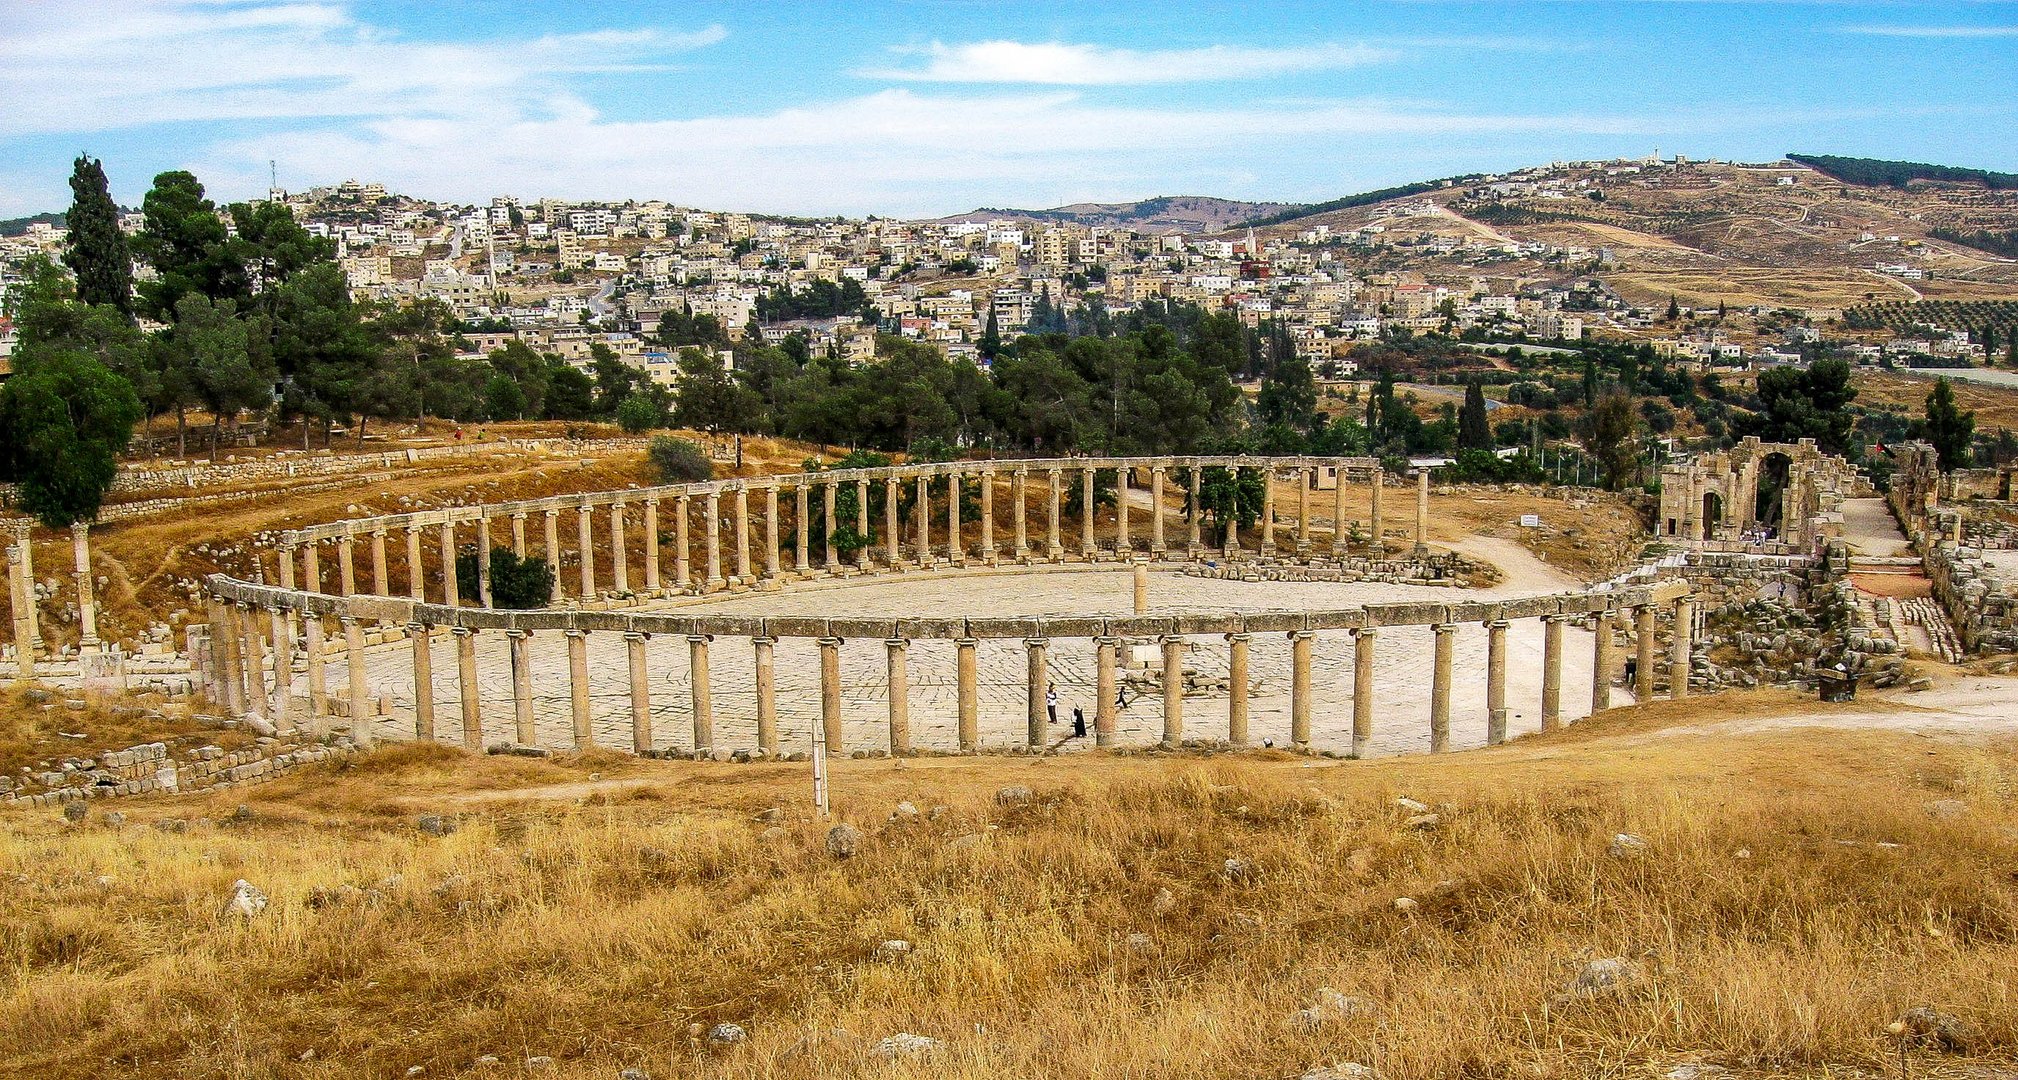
xmin=61 ymin=154 xmax=133 ymax=316
xmin=1458 ymin=379 xmax=1494 ymax=451
xmin=1921 ymin=377 xmax=1975 ymax=472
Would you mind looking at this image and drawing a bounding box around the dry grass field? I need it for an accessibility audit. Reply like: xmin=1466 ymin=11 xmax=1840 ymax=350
xmin=1856 ymin=370 xmax=2018 ymax=433
xmin=3 ymin=695 xmax=2014 ymax=1080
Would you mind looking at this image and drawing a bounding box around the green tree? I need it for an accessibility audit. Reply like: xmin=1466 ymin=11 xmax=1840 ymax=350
xmin=673 ymin=348 xmax=763 ymax=433
xmin=455 ymin=546 xmax=554 ymax=609
xmin=615 ymin=394 xmax=660 ymax=433
xmin=165 ymin=295 xmax=274 ymax=459
xmin=1919 ymin=377 xmax=1975 ymax=472
xmin=1256 ymin=349 xmax=1318 ymax=432
xmin=1457 ymin=379 xmax=1494 ymax=451
xmin=0 ymin=348 xmax=144 ymax=526
xmin=132 ymin=171 xmax=231 ymax=322
xmin=1740 ymin=358 xmax=1857 ymax=455
xmin=61 ymin=155 xmax=133 ymax=315
xmin=647 ymin=436 xmax=713 ymax=483
xmin=978 ymin=307 xmax=1003 ymax=360
xmin=270 ymin=262 xmax=380 ymax=445
xmin=1582 ymin=389 xmax=1641 ymax=491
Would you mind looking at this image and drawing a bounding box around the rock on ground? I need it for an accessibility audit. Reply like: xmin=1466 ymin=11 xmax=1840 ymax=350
xmin=825 ymin=823 xmax=863 ymax=859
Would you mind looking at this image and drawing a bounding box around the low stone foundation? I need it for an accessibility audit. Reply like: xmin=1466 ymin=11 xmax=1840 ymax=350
xmin=3 ymin=728 xmax=358 ymax=809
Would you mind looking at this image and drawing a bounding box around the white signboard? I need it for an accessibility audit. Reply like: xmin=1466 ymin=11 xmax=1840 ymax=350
xmin=1520 ymin=514 xmax=1541 ymax=528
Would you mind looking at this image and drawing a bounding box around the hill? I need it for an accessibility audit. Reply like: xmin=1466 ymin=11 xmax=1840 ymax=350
xmin=0 ymin=211 xmax=64 ymax=236
xmin=935 ymin=195 xmax=1290 ymax=233
xmin=1788 ymin=153 xmax=2018 ymax=192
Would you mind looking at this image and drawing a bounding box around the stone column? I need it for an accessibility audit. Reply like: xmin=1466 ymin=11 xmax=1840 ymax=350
xmin=507 ymin=628 xmax=534 ymax=747
xmin=270 ymin=606 xmax=295 ymax=726
xmin=410 ymin=622 xmax=436 ymax=741
xmin=1226 ymin=632 xmax=1251 ymax=747
xmin=370 ymin=529 xmax=390 ymax=597
xmin=70 ymin=522 xmax=98 ymax=652
xmin=947 ymin=472 xmax=963 ymax=566
xmin=1012 ymin=468 xmax=1029 ymax=559
xmin=763 ymin=484 xmax=780 ymax=581
xmin=1331 ymin=464 xmax=1348 ymax=556
xmin=1080 ymin=465 xmax=1097 ymax=558
xmin=794 ymin=483 xmax=811 ymax=574
xmin=1541 ymin=615 xmax=1564 ymax=731
xmin=1351 ymin=627 xmax=1376 ymax=757
xmin=1369 ymin=467 xmax=1385 ymax=554
xmin=1486 ymin=619 xmax=1510 ymax=745
xmin=454 ymin=627 xmax=480 ymax=752
xmin=511 ymin=512 xmax=528 ymax=557
xmin=885 ymin=637 xmax=910 ymax=755
xmin=883 ymin=476 xmax=901 ymax=566
xmin=566 ymin=629 xmax=591 ymax=749
xmin=476 ymin=525 xmax=494 ymax=607
xmin=1160 ymin=636 xmax=1185 ymax=746
xmin=1430 ymin=624 xmax=1456 ymax=753
xmin=405 ymin=527 xmax=425 ymax=601
xmin=1150 ymin=466 xmax=1167 ymax=554
xmin=1414 ymin=469 xmax=1430 ymax=555
xmin=823 ymin=480 xmax=840 ymax=571
xmin=244 ymin=605 xmax=271 ymax=720
xmin=1047 ymin=468 xmax=1064 ymax=559
xmin=979 ymin=469 xmax=996 ymax=561
xmin=278 ymin=541 xmax=298 ymax=592
xmin=343 ymin=615 xmax=372 ymax=748
xmin=13 ymin=525 xmax=40 ymax=656
xmin=9 ymin=544 xmax=32 ymax=679
xmin=216 ymin=601 xmax=244 ymax=714
xmin=1635 ymin=604 xmax=1657 ymax=700
xmin=704 ymin=491 xmax=723 ymax=590
xmin=578 ymin=505 xmax=597 ymax=599
xmin=1186 ymin=466 xmax=1203 ymax=554
xmin=1025 ymin=637 xmax=1049 ymax=747
xmin=819 ymin=637 xmax=844 ymax=753
xmin=674 ymin=496 xmax=692 ymax=588
xmin=753 ymin=635 xmax=778 ymax=756
xmin=542 ymin=510 xmax=561 ymax=594
xmin=624 ymin=631 xmax=651 ymax=754
xmin=1591 ymin=610 xmax=1614 ymax=714
xmin=1290 ymin=629 xmax=1314 ymax=748
xmin=854 ymin=478 xmax=871 ymax=570
xmin=1224 ymin=468 xmax=1241 ymax=556
xmin=1095 ymin=636 xmax=1118 ymax=748
xmin=1116 ymin=467 xmax=1131 ymax=553
xmin=956 ymin=637 xmax=979 ymax=751
xmin=734 ymin=483 xmax=752 ymax=584
xmin=914 ymin=473 xmax=930 ymax=566
xmin=337 ymin=534 xmax=357 ymax=596
xmin=610 ymin=503 xmax=630 ymax=596
xmin=437 ymin=522 xmax=459 ymax=606
xmin=1261 ymin=467 xmax=1278 ymax=556
xmin=689 ymin=634 xmax=713 ymax=756
xmin=304 ymin=614 xmax=329 ymax=725
xmin=1132 ymin=561 xmax=1150 ymax=614
xmin=1296 ymin=467 xmax=1312 ymax=553
xmin=644 ymin=499 xmax=662 ymax=593
xmin=1670 ymin=597 xmax=1694 ymax=700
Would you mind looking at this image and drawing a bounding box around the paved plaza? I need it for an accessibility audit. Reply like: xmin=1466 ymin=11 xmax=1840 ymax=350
xmin=335 ymin=562 xmax=1616 ymax=758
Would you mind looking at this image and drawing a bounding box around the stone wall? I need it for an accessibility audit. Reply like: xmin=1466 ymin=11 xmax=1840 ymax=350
xmin=1887 ymin=440 xmax=2018 ymax=655
xmin=3 ymin=727 xmax=357 ymax=808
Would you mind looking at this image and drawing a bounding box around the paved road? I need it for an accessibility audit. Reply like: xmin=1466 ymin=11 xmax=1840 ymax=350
xmin=1839 ymin=498 xmax=1913 ymax=559
xmin=335 ymin=559 xmax=1617 ymax=759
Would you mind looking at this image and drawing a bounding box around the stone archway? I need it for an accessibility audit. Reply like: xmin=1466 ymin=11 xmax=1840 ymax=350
xmin=1755 ymin=452 xmax=1793 ymax=538
xmin=1701 ymin=491 xmax=1723 ymax=541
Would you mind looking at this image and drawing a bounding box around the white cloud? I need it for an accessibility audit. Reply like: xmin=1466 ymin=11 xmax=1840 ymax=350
xmin=0 ymin=1 xmax=727 ymax=137
xmin=1838 ymin=24 xmax=2018 ymax=38
xmin=860 ymin=40 xmax=1394 ymax=84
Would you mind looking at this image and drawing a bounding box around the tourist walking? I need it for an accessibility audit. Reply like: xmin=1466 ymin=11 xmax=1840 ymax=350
xmin=1046 ymin=686 xmax=1059 ymax=726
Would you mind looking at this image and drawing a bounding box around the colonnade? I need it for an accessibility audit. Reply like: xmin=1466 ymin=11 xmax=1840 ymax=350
xmin=276 ymin=456 xmax=1434 ymax=609
xmin=6 ymin=520 xmax=104 ymax=677
xmin=203 ymin=571 xmax=1696 ymax=759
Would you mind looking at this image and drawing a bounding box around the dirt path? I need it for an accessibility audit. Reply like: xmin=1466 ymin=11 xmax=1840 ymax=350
xmin=1840 ymin=497 xmax=1913 ymax=558
xmin=1452 ymin=534 xmax=1585 ymax=592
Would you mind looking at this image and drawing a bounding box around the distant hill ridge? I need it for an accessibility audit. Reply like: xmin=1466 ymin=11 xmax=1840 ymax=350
xmin=933 ymin=195 xmax=1289 ymax=233
xmin=1787 ymin=153 xmax=2018 ymax=191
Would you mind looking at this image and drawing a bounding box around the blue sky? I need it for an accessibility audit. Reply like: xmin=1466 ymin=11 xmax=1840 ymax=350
xmin=2 ymin=0 xmax=2015 ymax=218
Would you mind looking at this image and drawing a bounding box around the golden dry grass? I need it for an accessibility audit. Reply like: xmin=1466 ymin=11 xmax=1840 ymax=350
xmin=2 ymin=718 xmax=2014 ymax=1080
xmin=1856 ymin=370 xmax=2018 ymax=434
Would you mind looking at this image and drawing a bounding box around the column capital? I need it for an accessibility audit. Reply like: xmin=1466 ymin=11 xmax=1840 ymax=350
xmin=70 ymin=520 xmax=90 ymax=537
xmin=686 ymin=633 xmax=713 ymax=645
xmin=1351 ymin=625 xmax=1377 ymax=639
xmin=750 ymin=634 xmax=775 ymax=646
xmin=885 ymin=637 xmax=910 ymax=650
xmin=452 ymin=626 xmax=476 ymax=638
xmin=1287 ymin=628 xmax=1314 ymax=641
xmin=817 ymin=635 xmax=844 ymax=647
xmin=504 ymin=627 xmax=529 ymax=639
xmin=407 ymin=621 xmax=432 ymax=635
xmin=1023 ymin=636 xmax=1049 ymax=648
xmin=1159 ymin=634 xmax=1186 ymax=646
xmin=1486 ymin=618 xmax=1511 ymax=630
xmin=512 ymin=509 xmax=528 ymax=519
xmin=1094 ymin=635 xmax=1120 ymax=648
xmin=1432 ymin=622 xmax=1458 ymax=636
xmin=1224 ymin=631 xmax=1252 ymax=643
xmin=955 ymin=636 xmax=979 ymax=647
xmin=565 ymin=628 xmax=587 ymax=639
xmin=545 ymin=508 xmax=559 ymax=518
xmin=336 ymin=613 xmax=359 ymax=627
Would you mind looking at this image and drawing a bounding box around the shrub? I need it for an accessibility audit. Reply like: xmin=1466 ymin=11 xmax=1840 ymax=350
xmin=647 ymin=436 xmax=713 ymax=484
xmin=453 ymin=546 xmax=554 ymax=609
xmin=615 ymin=395 xmax=661 ymax=434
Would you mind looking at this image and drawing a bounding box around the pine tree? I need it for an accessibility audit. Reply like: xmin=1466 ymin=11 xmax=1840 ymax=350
xmin=61 ymin=155 xmax=132 ymax=316
xmin=1665 ymin=296 xmax=1680 ymax=321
